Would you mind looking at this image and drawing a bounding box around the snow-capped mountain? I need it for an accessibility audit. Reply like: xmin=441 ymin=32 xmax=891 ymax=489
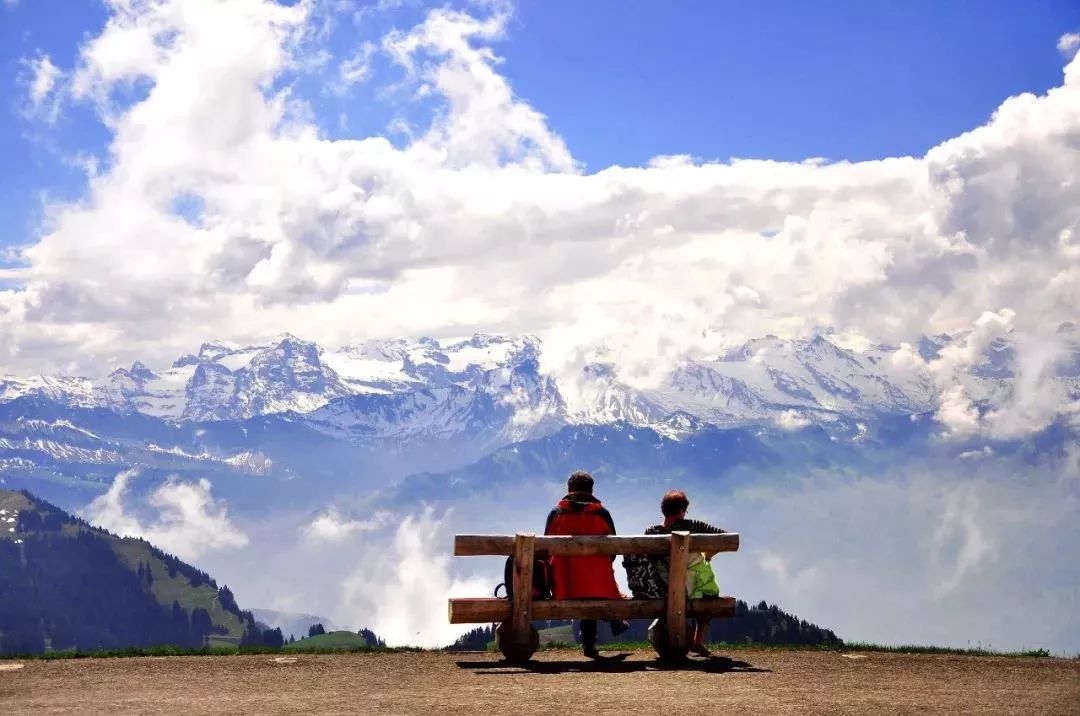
xmin=1 ymin=329 xmax=1076 ymax=448
xmin=303 ymin=334 xmax=565 ymax=449
xmin=598 ymin=334 xmax=936 ymax=428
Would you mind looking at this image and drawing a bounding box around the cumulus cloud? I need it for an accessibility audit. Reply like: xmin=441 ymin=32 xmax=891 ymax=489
xmin=1059 ymin=32 xmax=1080 ymax=56
xmin=82 ymin=469 xmax=249 ymax=561
xmin=304 ymin=506 xmax=389 ymax=542
xmin=0 ymin=1 xmax=1077 ymax=438
xmin=339 ymin=507 xmax=487 ymax=647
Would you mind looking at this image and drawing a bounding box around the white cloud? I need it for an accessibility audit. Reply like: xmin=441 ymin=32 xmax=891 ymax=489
xmin=304 ymin=506 xmax=389 ymax=542
xmin=0 ymin=1 xmax=1077 ymax=439
xmin=82 ymin=469 xmax=249 ymax=561
xmin=28 ymin=55 xmax=60 ymax=104
xmin=775 ymin=409 xmax=812 ymax=431
xmin=20 ymin=53 xmax=63 ymax=121
xmin=82 ymin=468 xmax=145 ymax=536
xmin=1059 ymin=32 xmax=1080 ymax=56
xmin=931 ymin=487 xmax=995 ymax=597
xmin=339 ymin=41 xmax=375 ymax=85
xmin=758 ymin=549 xmax=818 ymax=594
xmin=338 ymin=507 xmax=487 ymax=647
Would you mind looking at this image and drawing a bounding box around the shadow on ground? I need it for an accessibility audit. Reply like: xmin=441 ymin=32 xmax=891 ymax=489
xmin=456 ymin=654 xmax=770 ymax=675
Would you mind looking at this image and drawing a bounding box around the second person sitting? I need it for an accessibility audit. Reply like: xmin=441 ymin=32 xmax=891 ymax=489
xmin=645 ymin=490 xmax=727 ymax=657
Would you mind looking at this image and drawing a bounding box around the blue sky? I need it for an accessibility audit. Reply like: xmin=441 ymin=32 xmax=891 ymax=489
xmin=0 ymin=0 xmax=1078 ymax=382
xmin=2 ymin=1 xmax=1078 ymax=252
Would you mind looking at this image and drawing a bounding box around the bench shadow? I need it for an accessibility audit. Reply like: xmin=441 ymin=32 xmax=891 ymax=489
xmin=455 ymin=654 xmax=770 ymax=675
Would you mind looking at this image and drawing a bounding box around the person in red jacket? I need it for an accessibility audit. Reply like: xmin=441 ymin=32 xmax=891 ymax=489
xmin=544 ymin=470 xmax=628 ymax=658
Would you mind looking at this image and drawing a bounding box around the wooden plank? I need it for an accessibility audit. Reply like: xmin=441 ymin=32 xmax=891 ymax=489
xmin=454 ymin=533 xmax=739 ymax=557
xmin=665 ymin=531 xmax=690 ymax=656
xmin=509 ymin=533 xmax=535 ymax=642
xmin=448 ymin=597 xmax=737 ymax=624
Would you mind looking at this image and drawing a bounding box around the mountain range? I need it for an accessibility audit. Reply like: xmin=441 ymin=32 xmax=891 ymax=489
xmin=0 ymin=329 xmax=1075 ymax=512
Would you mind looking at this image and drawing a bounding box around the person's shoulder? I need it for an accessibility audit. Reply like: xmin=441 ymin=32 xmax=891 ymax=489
xmin=687 ymin=519 xmax=725 ymax=533
xmin=644 ymin=524 xmax=667 ymax=535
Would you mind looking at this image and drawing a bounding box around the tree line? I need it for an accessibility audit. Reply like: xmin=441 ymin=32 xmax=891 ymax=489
xmin=447 ymin=600 xmax=841 ymax=650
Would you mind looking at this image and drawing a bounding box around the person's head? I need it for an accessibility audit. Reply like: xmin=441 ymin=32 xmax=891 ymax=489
xmin=661 ymin=490 xmax=689 ymax=518
xmin=567 ymin=470 xmax=594 ymax=494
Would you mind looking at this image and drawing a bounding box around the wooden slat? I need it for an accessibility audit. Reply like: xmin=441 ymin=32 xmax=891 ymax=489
xmin=509 ymin=533 xmax=535 ymax=644
xmin=665 ymin=531 xmax=690 ymax=655
xmin=454 ymin=533 xmax=739 ymax=557
xmin=448 ymin=597 xmax=737 ymax=624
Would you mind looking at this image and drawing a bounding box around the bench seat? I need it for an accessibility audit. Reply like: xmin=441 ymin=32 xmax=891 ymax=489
xmin=449 ymin=596 xmax=736 ymax=623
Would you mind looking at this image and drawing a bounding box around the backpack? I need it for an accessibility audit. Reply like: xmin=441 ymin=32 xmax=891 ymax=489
xmin=622 ymin=554 xmax=666 ymax=599
xmin=494 ymin=556 xmax=553 ymax=600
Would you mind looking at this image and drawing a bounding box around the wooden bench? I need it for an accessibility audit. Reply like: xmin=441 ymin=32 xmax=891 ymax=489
xmin=448 ymin=531 xmax=740 ymax=662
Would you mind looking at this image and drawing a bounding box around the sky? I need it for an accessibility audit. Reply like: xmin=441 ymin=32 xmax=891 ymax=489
xmin=0 ymin=0 xmax=1078 ymax=436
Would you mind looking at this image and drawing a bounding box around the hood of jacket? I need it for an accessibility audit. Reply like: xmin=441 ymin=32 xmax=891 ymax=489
xmin=557 ymin=492 xmax=604 ymax=513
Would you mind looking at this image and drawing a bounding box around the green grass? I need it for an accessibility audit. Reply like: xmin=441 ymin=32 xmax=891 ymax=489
xmin=3 ymin=643 xmax=422 ymax=661
xmin=283 ymin=631 xmax=381 ymax=652
xmin=0 ymin=638 xmax=1066 ymax=661
xmin=563 ymin=640 xmax=1054 ymax=658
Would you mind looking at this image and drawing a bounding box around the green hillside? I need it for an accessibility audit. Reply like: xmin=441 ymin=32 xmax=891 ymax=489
xmin=109 ymin=538 xmax=246 ymax=644
xmin=0 ymin=489 xmax=256 ymax=655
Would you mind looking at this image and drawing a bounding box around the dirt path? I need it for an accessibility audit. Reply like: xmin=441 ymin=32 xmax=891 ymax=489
xmin=1 ymin=648 xmax=1077 ymax=715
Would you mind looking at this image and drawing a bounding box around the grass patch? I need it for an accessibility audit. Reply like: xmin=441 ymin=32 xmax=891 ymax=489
xmin=564 ymin=640 xmax=1054 ymax=658
xmin=1 ymin=643 xmax=422 ymax=661
xmin=1 ymin=640 xmax=1064 ymax=661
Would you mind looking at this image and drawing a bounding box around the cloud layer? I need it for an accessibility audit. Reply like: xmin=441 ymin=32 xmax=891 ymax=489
xmin=3 ymin=1 xmax=1078 ymax=436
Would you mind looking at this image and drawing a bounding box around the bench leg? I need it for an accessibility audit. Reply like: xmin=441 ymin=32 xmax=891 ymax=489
xmin=658 ymin=531 xmax=691 ymax=660
xmin=649 ymin=618 xmax=690 ymax=661
xmin=497 ymin=533 xmax=539 ymax=663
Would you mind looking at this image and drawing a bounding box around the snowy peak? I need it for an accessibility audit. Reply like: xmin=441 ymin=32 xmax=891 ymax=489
xmin=230 ymin=335 xmax=349 ymax=417
xmin=197 ymin=340 xmax=241 ymax=362
xmin=340 ymin=338 xmax=412 ymax=363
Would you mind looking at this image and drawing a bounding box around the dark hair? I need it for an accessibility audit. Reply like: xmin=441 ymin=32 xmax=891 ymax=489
xmin=567 ymin=470 xmax=594 ymax=493
xmin=661 ymin=490 xmax=689 ymax=517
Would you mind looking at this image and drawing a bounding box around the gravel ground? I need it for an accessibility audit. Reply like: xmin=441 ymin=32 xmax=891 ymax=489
xmin=1 ymin=648 xmax=1078 ymax=715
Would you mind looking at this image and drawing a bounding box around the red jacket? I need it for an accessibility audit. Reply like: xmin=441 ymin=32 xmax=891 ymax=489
xmin=544 ymin=493 xmax=622 ymax=600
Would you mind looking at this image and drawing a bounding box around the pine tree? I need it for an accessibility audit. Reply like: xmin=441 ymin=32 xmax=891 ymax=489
xmin=262 ymin=627 xmax=284 ymax=648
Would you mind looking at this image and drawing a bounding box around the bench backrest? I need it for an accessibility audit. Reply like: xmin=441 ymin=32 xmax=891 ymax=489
xmin=455 ymin=532 xmax=739 ymax=557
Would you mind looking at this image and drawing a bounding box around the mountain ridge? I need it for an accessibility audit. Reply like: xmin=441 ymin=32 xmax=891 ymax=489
xmin=4 ymin=330 xmax=1071 ymax=437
